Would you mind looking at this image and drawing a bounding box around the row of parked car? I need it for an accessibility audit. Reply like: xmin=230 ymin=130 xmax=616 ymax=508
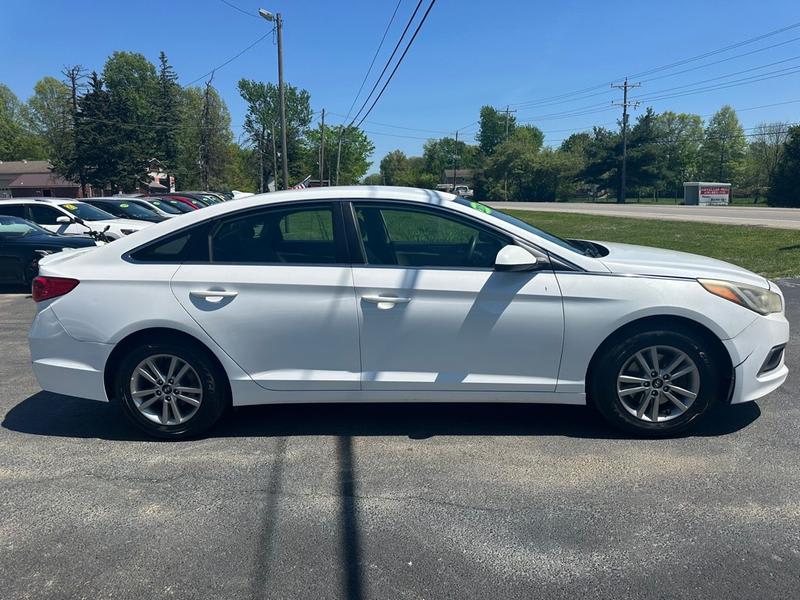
xmin=0 ymin=191 xmax=244 ymax=285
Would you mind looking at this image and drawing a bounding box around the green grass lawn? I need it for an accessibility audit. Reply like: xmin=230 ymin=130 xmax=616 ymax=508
xmin=505 ymin=210 xmax=800 ymax=279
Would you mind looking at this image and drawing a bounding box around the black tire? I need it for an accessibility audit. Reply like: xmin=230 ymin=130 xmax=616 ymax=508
xmin=114 ymin=339 xmax=229 ymax=440
xmin=590 ymin=327 xmax=723 ymax=437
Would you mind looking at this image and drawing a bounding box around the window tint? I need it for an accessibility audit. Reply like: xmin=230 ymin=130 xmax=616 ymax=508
xmin=129 ymin=224 xmax=211 ymax=262
xmin=211 ymin=204 xmax=338 ymax=264
xmin=138 ymin=199 xmax=181 ymax=214
xmin=28 ymin=205 xmax=64 ymax=225
xmin=57 ymin=201 xmax=115 ymax=221
xmin=354 ymin=204 xmax=509 ymax=268
xmin=0 ymin=204 xmax=26 ymax=219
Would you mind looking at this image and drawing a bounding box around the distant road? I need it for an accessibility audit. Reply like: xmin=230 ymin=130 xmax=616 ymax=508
xmin=486 ymin=202 xmax=800 ymax=230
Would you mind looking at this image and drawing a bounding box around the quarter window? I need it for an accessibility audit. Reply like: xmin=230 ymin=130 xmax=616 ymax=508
xmin=129 ymin=224 xmax=211 ymax=262
xmin=0 ymin=204 xmax=26 ymax=219
xmin=353 ymin=204 xmax=509 ymax=268
xmin=211 ymin=204 xmax=339 ymax=264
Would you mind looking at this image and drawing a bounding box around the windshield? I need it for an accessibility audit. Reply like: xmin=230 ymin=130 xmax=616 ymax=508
xmin=58 ymin=202 xmax=116 ymax=221
xmin=102 ymin=201 xmax=159 ymax=220
xmin=138 ymin=199 xmax=182 ymax=215
xmin=162 ymin=199 xmax=194 ymax=213
xmin=0 ymin=215 xmax=52 ymax=238
xmin=453 ymin=198 xmax=587 ymax=255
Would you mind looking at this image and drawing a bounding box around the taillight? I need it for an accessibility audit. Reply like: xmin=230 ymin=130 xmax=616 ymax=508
xmin=31 ymin=277 xmax=79 ymax=302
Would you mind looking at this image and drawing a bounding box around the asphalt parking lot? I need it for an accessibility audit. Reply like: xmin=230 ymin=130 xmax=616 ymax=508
xmin=1 ymin=283 xmax=799 ymax=599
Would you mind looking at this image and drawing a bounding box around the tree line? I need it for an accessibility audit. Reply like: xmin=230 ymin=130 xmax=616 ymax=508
xmin=0 ymin=51 xmax=375 ymax=193
xmin=374 ymin=105 xmax=799 ymax=206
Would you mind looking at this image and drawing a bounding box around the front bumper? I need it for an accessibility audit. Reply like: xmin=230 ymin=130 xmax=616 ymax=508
xmin=28 ymin=304 xmax=112 ymax=402
xmin=723 ymin=307 xmax=789 ymax=404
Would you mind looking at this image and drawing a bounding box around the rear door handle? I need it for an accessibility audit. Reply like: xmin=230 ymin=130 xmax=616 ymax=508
xmin=362 ymin=295 xmax=411 ymax=306
xmin=190 ymin=289 xmax=239 ymax=303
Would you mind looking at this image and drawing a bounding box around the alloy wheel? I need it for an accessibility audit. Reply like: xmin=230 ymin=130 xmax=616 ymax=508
xmin=129 ymin=354 xmax=203 ymax=426
xmin=616 ymin=345 xmax=700 ymax=423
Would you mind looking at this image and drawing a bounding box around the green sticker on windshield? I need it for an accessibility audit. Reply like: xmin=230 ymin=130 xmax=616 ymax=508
xmin=470 ymin=201 xmax=492 ymax=214
xmin=152 ymin=201 xmax=161 ymax=205
xmin=119 ymin=203 xmax=129 ymax=208
xmin=63 ymin=203 xmax=78 ymax=210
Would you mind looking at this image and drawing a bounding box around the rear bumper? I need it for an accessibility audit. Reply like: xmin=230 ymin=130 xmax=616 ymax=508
xmin=28 ymin=305 xmax=111 ymax=402
xmin=724 ymin=310 xmax=789 ymax=404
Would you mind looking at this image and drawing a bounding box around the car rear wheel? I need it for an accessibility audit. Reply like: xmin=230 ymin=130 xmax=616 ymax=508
xmin=590 ymin=328 xmax=723 ymax=437
xmin=115 ymin=340 xmax=228 ymax=439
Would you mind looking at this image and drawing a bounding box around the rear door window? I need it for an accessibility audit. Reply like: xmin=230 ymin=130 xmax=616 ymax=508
xmin=211 ymin=203 xmax=341 ymax=264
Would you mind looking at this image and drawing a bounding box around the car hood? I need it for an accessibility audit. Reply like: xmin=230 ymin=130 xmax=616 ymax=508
xmin=24 ymin=234 xmax=97 ymax=248
xmin=595 ymin=241 xmax=769 ymax=288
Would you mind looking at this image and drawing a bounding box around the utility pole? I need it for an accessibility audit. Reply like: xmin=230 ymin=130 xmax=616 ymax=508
xmin=612 ymin=78 xmax=640 ymax=204
xmin=275 ymin=13 xmax=289 ymax=190
xmin=271 ymin=124 xmax=278 ymax=190
xmin=260 ymin=8 xmax=289 ymax=189
xmin=451 ymin=130 xmax=459 ymax=191
xmin=62 ymin=65 xmax=87 ymax=197
xmin=335 ymin=126 xmax=344 ymax=186
xmin=319 ymin=108 xmax=325 ymax=187
xmin=500 ymin=105 xmax=517 ymax=200
xmin=200 ymin=76 xmax=214 ymax=190
xmin=259 ymin=127 xmax=264 ymax=193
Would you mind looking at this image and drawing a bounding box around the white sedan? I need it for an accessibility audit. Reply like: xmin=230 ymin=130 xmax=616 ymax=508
xmin=28 ymin=187 xmax=789 ymax=439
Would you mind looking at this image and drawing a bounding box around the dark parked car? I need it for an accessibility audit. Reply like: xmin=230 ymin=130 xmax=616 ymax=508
xmin=138 ymin=197 xmax=195 ymax=215
xmin=83 ymin=198 xmax=167 ymax=223
xmin=0 ymin=216 xmax=96 ymax=284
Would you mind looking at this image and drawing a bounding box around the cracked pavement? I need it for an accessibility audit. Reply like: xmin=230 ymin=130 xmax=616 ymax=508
xmin=1 ymin=283 xmax=799 ymax=599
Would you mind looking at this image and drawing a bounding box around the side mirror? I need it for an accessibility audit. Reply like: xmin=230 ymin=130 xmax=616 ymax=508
xmin=494 ymin=245 xmax=540 ymax=272
xmin=56 ymin=216 xmax=72 ymax=224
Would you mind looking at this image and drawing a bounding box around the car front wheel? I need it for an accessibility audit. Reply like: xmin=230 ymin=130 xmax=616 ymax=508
xmin=590 ymin=328 xmax=724 ymax=436
xmin=115 ymin=340 xmax=228 ymax=439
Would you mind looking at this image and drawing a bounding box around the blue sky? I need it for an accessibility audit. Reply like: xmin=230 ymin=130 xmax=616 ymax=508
xmin=3 ymin=0 xmax=800 ymax=171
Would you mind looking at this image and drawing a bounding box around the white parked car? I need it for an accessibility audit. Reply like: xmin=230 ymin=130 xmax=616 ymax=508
xmin=0 ymin=198 xmax=152 ymax=240
xmin=29 ymin=187 xmax=788 ymax=439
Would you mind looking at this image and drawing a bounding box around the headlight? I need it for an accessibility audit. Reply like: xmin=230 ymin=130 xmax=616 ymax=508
xmin=33 ymin=249 xmax=54 ymax=257
xmin=698 ymin=279 xmax=783 ymax=315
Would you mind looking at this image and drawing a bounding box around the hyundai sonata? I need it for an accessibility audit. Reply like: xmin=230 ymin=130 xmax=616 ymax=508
xmin=28 ymin=187 xmax=789 ymax=439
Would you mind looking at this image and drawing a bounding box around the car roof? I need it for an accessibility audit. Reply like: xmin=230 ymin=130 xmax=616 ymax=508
xmin=0 ymin=197 xmax=85 ymax=205
xmin=62 ymin=186 xmax=607 ymax=272
xmin=84 ymin=197 xmax=134 ymax=203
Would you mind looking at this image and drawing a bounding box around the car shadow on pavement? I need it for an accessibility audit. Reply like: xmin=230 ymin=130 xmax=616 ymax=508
xmin=3 ymin=390 xmax=761 ymax=442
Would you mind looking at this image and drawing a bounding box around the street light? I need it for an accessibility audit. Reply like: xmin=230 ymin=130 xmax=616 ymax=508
xmin=259 ymin=7 xmax=289 ymax=190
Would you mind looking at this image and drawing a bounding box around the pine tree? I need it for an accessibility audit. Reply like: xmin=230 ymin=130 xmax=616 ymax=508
xmin=155 ymin=51 xmax=180 ymax=169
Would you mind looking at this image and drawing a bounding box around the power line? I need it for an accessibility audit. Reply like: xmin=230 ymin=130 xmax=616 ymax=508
xmin=183 ymin=29 xmax=274 ymax=87
xmin=507 ymin=20 xmax=800 ymax=109
xmin=348 ymin=0 xmax=426 ymax=126
xmin=634 ymin=55 xmax=800 ymax=100
xmin=354 ymin=0 xmax=439 ymax=128
xmin=639 ymin=35 xmax=800 ymax=84
xmin=513 ymin=36 xmax=800 ymax=112
xmin=218 ymin=0 xmax=261 ymax=20
xmin=342 ymin=0 xmax=404 ymax=125
xmin=633 ymin=65 xmax=800 ymax=104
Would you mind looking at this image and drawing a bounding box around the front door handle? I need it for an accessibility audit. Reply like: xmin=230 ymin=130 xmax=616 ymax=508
xmin=190 ymin=289 xmax=239 ymax=303
xmin=361 ymin=295 xmax=411 ymax=308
